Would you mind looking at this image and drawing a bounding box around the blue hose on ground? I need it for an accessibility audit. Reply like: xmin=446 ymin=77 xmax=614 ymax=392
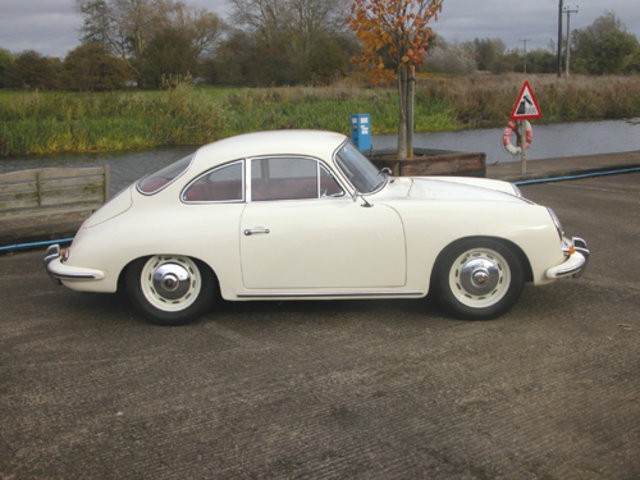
xmin=0 ymin=237 xmax=74 ymax=253
xmin=514 ymin=166 xmax=640 ymax=185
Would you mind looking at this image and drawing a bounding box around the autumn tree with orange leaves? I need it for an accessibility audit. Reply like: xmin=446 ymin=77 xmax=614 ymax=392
xmin=346 ymin=0 xmax=443 ymax=158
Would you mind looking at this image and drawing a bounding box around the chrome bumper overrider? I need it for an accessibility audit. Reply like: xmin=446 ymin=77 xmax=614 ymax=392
xmin=44 ymin=244 xmax=105 ymax=283
xmin=546 ymin=237 xmax=590 ymax=279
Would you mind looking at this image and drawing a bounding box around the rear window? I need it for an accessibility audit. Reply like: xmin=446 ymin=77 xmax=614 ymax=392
xmin=137 ymin=154 xmax=193 ymax=195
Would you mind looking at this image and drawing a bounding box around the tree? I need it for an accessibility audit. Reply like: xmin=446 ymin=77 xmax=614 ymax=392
xmin=61 ymin=44 xmax=130 ymax=91
xmin=571 ymin=11 xmax=639 ymax=75
xmin=0 ymin=47 xmax=14 ymax=88
xmin=221 ymin=0 xmax=352 ymax=86
xmin=624 ymin=48 xmax=640 ymax=74
xmin=136 ymin=27 xmax=200 ymax=88
xmin=6 ymin=50 xmax=59 ymax=90
xmin=346 ymin=0 xmax=444 ymax=158
xmin=422 ymin=36 xmax=475 ymax=74
xmin=210 ymin=29 xmax=296 ymax=86
xmin=288 ymin=0 xmax=349 ymax=57
xmin=466 ymin=38 xmax=507 ymax=73
xmin=302 ymin=37 xmax=354 ymax=84
xmin=230 ymin=0 xmax=292 ymax=47
xmin=75 ymin=0 xmax=223 ymax=83
xmin=518 ymin=48 xmax=556 ymax=74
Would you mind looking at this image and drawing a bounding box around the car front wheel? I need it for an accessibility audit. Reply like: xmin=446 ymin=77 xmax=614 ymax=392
xmin=433 ymin=239 xmax=525 ymax=320
xmin=126 ymin=255 xmax=215 ymax=325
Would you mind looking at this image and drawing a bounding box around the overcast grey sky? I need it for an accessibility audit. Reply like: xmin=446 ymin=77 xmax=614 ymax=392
xmin=1 ymin=0 xmax=639 ymax=58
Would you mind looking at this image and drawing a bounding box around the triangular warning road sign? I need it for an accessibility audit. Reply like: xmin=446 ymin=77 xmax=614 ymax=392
xmin=510 ymin=81 xmax=541 ymax=120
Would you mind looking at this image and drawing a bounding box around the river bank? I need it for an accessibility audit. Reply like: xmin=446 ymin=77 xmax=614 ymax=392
xmin=1 ymin=74 xmax=639 ymax=158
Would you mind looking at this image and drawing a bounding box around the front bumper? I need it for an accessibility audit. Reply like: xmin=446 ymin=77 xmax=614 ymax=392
xmin=545 ymin=237 xmax=590 ymax=279
xmin=44 ymin=244 xmax=105 ymax=283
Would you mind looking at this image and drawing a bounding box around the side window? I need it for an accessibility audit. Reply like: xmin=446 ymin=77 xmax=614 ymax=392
xmin=137 ymin=154 xmax=193 ymax=195
xmin=182 ymin=161 xmax=244 ymax=203
xmin=251 ymin=157 xmax=317 ymax=201
xmin=320 ymin=164 xmax=345 ymax=198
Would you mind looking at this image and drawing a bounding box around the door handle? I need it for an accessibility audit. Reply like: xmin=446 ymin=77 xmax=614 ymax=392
xmin=244 ymin=228 xmax=270 ymax=236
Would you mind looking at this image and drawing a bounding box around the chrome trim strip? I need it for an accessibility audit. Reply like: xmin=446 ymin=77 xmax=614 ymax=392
xmin=180 ymin=159 xmax=245 ymax=204
xmin=137 ymin=153 xmax=194 ymax=196
xmin=246 ymin=155 xmax=350 ymax=203
xmin=333 ymin=140 xmax=387 ymax=196
xmin=237 ymin=291 xmax=423 ymax=299
xmin=49 ymin=272 xmax=99 ymax=280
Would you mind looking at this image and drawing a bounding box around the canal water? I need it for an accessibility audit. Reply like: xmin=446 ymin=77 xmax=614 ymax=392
xmin=1 ymin=119 xmax=638 ymax=197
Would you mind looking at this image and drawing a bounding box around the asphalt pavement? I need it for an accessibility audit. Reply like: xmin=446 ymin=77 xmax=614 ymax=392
xmin=1 ymin=156 xmax=639 ymax=479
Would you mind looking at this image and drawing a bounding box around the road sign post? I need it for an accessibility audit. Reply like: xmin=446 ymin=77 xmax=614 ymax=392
xmin=510 ymin=81 xmax=541 ymax=175
xmin=519 ymin=120 xmax=527 ymax=175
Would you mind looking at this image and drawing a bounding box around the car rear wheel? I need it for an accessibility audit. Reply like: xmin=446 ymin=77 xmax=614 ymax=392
xmin=126 ymin=255 xmax=214 ymax=326
xmin=433 ymin=239 xmax=525 ymax=320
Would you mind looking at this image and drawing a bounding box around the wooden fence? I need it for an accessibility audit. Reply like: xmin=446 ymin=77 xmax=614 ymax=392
xmin=0 ymin=165 xmax=109 ymax=244
xmin=369 ymin=149 xmax=486 ymax=178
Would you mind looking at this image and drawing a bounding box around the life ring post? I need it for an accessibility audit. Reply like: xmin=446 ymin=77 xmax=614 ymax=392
xmin=519 ymin=120 xmax=527 ymax=175
xmin=502 ymin=119 xmax=533 ymax=174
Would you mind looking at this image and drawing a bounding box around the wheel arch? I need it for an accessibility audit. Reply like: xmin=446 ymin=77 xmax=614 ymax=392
xmin=117 ymin=254 xmax=221 ymax=297
xmin=431 ymin=235 xmax=533 ymax=285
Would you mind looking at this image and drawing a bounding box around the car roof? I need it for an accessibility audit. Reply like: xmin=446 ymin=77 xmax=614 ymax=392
xmin=190 ymin=130 xmax=348 ymax=172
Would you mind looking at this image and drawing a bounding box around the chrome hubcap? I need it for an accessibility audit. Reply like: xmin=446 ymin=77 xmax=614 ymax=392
xmin=449 ymin=248 xmax=511 ymax=308
xmin=140 ymin=256 xmax=201 ymax=312
xmin=152 ymin=263 xmax=191 ymax=300
xmin=460 ymin=259 xmax=500 ymax=296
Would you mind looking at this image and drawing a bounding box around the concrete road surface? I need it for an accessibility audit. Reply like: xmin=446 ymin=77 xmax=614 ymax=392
xmin=1 ymin=173 xmax=639 ymax=479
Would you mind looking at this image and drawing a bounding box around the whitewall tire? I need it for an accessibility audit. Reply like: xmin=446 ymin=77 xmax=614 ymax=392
xmin=126 ymin=255 xmax=215 ymax=325
xmin=433 ymin=239 xmax=525 ymax=320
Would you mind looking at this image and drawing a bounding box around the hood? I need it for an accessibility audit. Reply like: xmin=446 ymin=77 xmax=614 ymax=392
xmin=383 ymin=177 xmax=523 ymax=203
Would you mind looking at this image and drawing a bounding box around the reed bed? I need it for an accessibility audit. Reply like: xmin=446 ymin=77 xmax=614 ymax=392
xmin=418 ymin=73 xmax=640 ymax=127
xmin=1 ymin=74 xmax=638 ymax=157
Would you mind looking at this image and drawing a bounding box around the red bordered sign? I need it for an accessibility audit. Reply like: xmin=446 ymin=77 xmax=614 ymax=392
xmin=510 ymin=81 xmax=542 ymax=120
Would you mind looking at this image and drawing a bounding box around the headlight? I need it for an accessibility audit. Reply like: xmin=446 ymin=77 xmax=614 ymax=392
xmin=547 ymin=207 xmax=564 ymax=240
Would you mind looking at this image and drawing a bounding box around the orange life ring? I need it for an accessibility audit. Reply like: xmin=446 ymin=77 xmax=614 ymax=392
xmin=503 ymin=120 xmax=532 ymax=155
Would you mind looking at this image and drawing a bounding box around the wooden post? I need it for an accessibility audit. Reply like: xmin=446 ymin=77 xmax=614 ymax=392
xmin=103 ymin=164 xmax=110 ymax=202
xmin=520 ymin=120 xmax=527 ymax=175
xmin=36 ymin=171 xmax=42 ymax=206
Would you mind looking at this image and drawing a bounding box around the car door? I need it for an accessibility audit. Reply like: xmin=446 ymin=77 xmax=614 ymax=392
xmin=239 ymin=156 xmax=406 ymax=291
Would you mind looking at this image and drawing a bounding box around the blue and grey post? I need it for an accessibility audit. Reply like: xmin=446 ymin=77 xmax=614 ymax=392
xmin=350 ymin=114 xmax=371 ymax=151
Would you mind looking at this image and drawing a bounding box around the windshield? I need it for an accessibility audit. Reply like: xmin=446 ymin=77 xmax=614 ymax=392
xmin=334 ymin=142 xmax=386 ymax=194
xmin=137 ymin=154 xmax=193 ymax=195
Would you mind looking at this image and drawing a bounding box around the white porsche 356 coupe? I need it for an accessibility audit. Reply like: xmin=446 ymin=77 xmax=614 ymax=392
xmin=45 ymin=130 xmax=589 ymax=325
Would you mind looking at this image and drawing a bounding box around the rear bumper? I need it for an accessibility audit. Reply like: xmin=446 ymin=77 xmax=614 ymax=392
xmin=43 ymin=244 xmax=105 ymax=283
xmin=546 ymin=237 xmax=590 ymax=279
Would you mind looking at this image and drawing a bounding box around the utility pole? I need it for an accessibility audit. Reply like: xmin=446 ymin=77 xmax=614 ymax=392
xmin=557 ymin=0 xmax=564 ymax=78
xmin=564 ymin=5 xmax=579 ymax=77
xmin=519 ymin=38 xmax=531 ymax=73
